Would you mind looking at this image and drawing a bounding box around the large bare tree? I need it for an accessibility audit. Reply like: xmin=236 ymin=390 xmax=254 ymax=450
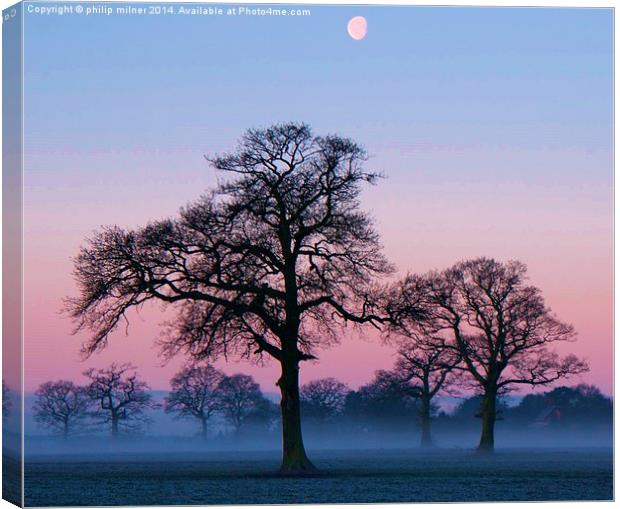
xmin=390 ymin=258 xmax=588 ymax=452
xmin=84 ymin=363 xmax=157 ymax=437
xmin=67 ymin=123 xmax=391 ymax=472
xmin=33 ymin=381 xmax=91 ymax=438
xmin=164 ymin=365 xmax=224 ymax=439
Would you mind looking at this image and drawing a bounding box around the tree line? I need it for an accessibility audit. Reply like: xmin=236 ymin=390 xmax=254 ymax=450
xmin=66 ymin=122 xmax=589 ymax=473
xmin=30 ymin=365 xmax=272 ymax=438
xmin=29 ymin=365 xmax=610 ymax=446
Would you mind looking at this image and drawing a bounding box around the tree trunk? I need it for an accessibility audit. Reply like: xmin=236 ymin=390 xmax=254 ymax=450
xmin=63 ymin=420 xmax=69 ymax=440
xmin=419 ymin=395 xmax=433 ymax=448
xmin=478 ymin=388 xmax=497 ymax=453
xmin=277 ymin=359 xmax=316 ymax=474
xmin=111 ymin=415 xmax=119 ymax=438
xmin=201 ymin=417 xmax=208 ymax=440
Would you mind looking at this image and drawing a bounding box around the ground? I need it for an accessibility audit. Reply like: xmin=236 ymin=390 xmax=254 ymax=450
xmin=23 ymin=448 xmax=612 ymax=506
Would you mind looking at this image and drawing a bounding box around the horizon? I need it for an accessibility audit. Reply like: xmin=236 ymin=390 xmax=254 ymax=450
xmin=14 ymin=380 xmax=614 ymax=399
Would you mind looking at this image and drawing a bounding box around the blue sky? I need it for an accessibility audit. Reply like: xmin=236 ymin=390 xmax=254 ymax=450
xmin=24 ymin=6 xmax=612 ymax=155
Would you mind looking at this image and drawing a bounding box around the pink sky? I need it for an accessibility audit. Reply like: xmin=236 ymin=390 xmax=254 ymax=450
xmin=21 ymin=145 xmax=612 ymax=395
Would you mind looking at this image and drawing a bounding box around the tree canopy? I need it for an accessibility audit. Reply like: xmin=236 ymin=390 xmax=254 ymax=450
xmin=67 ymin=122 xmax=392 ymax=365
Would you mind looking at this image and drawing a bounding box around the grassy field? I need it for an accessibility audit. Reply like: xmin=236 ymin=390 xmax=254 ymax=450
xmin=24 ymin=447 xmax=613 ymax=506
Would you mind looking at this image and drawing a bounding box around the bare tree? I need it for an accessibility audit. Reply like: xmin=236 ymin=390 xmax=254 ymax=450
xmin=66 ymin=122 xmax=391 ymax=472
xmin=390 ymin=258 xmax=588 ymax=452
xmin=164 ymin=365 xmax=224 ymax=439
xmin=33 ymin=381 xmax=91 ymax=438
xmin=384 ymin=281 xmax=461 ymax=447
xmin=84 ymin=363 xmax=157 ymax=437
xmin=2 ymin=380 xmax=12 ymax=423
xmin=300 ymin=378 xmax=349 ymax=421
xmin=391 ymin=344 xmax=459 ymax=447
xmin=217 ymin=373 xmax=269 ymax=433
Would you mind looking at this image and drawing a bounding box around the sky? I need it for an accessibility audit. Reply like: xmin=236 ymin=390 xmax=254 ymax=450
xmin=20 ymin=4 xmax=613 ymax=395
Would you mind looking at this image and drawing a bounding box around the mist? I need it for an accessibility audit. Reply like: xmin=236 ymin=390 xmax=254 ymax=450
xmin=22 ymin=390 xmax=612 ymax=460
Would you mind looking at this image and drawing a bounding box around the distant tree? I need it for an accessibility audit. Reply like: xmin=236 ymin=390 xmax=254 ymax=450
xmin=451 ymin=395 xmax=481 ymax=420
xmin=300 ymin=378 xmax=349 ymax=421
xmin=571 ymin=384 xmax=613 ymax=412
xmin=344 ymin=370 xmax=417 ymax=430
xmin=217 ymin=374 xmax=270 ymax=433
xmin=164 ymin=365 xmax=224 ymax=439
xmin=390 ymin=344 xmax=460 ymax=447
xmin=510 ymin=384 xmax=612 ymax=426
xmin=242 ymin=396 xmax=280 ymax=431
xmin=33 ymin=381 xmax=91 ymax=438
xmin=84 ymin=363 xmax=157 ymax=437
xmin=385 ymin=286 xmax=461 ymax=447
xmin=391 ymin=258 xmax=588 ymax=452
xmin=552 ymin=385 xmax=612 ymax=424
xmin=2 ymin=380 xmax=11 ymax=422
xmin=452 ymin=394 xmax=509 ymax=422
xmin=507 ymin=393 xmax=545 ymax=424
xmin=66 ymin=123 xmax=392 ymax=472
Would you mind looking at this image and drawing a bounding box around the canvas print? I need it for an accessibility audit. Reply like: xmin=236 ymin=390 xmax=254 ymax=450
xmin=2 ymin=1 xmax=613 ymax=506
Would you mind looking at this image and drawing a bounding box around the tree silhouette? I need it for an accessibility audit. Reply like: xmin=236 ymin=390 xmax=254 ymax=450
xmin=217 ymin=373 xmax=268 ymax=433
xmin=452 ymin=394 xmax=509 ymax=421
xmin=391 ymin=344 xmax=459 ymax=447
xmin=300 ymin=378 xmax=349 ymax=421
xmin=33 ymin=381 xmax=91 ymax=438
xmin=84 ymin=363 xmax=157 ymax=437
xmin=384 ymin=285 xmax=461 ymax=446
xmin=343 ymin=370 xmax=417 ymax=431
xmin=164 ymin=365 xmax=224 ymax=439
xmin=391 ymin=258 xmax=588 ymax=452
xmin=243 ymin=396 xmax=280 ymax=431
xmin=67 ymin=122 xmax=391 ymax=472
xmin=2 ymin=380 xmax=11 ymax=423
xmin=509 ymin=384 xmax=612 ymax=427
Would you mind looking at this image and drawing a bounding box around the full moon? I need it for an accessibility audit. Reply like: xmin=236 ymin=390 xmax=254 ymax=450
xmin=347 ymin=16 xmax=367 ymax=41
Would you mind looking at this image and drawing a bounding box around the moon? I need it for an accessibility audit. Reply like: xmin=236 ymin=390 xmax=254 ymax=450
xmin=347 ymin=16 xmax=367 ymax=41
